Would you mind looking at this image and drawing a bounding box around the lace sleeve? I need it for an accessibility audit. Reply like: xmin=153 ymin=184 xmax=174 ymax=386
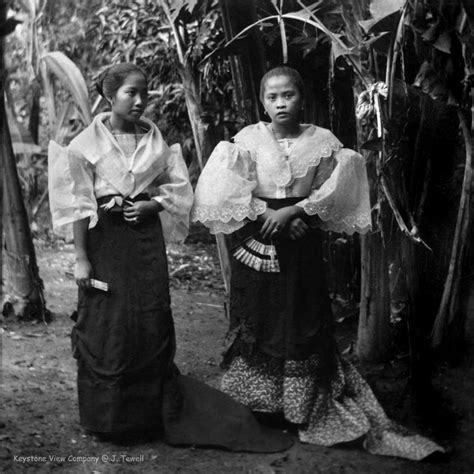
xmin=48 ymin=140 xmax=98 ymax=234
xmin=191 ymin=141 xmax=267 ymax=234
xmin=296 ymin=148 xmax=372 ymax=234
xmin=150 ymin=144 xmax=193 ymax=243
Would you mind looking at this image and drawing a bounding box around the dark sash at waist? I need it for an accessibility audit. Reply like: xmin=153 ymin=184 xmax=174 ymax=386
xmin=96 ymin=193 xmax=150 ymax=207
xmin=256 ymin=197 xmax=305 ymax=210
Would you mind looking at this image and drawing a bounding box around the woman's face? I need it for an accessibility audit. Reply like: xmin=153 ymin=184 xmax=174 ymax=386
xmin=110 ymin=72 xmax=148 ymax=123
xmin=262 ymin=75 xmax=302 ymax=127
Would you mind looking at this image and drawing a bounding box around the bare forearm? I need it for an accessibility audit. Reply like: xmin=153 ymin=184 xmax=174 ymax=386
xmin=285 ymin=205 xmax=305 ymax=219
xmin=73 ymin=218 xmax=90 ymax=261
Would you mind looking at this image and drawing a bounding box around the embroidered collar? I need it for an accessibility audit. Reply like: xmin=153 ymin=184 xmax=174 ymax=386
xmin=233 ymin=122 xmax=342 ymax=187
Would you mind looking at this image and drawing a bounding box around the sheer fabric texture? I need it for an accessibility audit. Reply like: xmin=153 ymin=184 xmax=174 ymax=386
xmin=192 ymin=122 xmax=444 ymax=460
xmin=48 ymin=113 xmax=193 ymax=242
xmin=192 ymin=122 xmax=371 ymax=235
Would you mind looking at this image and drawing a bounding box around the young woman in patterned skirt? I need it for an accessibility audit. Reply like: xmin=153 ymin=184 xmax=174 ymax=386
xmin=192 ymin=65 xmax=444 ymax=460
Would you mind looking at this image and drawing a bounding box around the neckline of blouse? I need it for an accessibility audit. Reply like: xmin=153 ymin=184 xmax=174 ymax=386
xmin=264 ymin=122 xmax=314 ymax=142
xmin=264 ymin=122 xmax=315 ymax=155
xmin=105 ymin=118 xmax=140 ymax=148
xmin=101 ymin=116 xmax=148 ymax=167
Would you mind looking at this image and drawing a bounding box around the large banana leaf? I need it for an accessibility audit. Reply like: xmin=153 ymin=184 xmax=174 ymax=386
xmin=16 ymin=0 xmax=43 ymax=17
xmin=54 ymin=102 xmax=83 ymax=145
xmin=201 ymin=1 xmax=372 ymax=86
xmin=40 ymin=51 xmax=92 ymax=128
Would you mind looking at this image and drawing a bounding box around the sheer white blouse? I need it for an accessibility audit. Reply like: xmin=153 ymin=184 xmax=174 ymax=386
xmin=192 ymin=122 xmax=371 ymax=235
xmin=48 ymin=113 xmax=193 ymax=242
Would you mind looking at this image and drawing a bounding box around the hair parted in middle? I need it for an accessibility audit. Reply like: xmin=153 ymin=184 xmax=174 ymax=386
xmin=259 ymin=66 xmax=305 ymax=102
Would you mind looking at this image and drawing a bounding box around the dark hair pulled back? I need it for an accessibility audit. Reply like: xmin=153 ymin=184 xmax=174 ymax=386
xmin=259 ymin=66 xmax=305 ymax=102
xmin=95 ymin=63 xmax=147 ymax=100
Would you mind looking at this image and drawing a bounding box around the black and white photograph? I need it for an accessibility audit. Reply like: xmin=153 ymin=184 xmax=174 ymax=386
xmin=0 ymin=0 xmax=473 ymax=472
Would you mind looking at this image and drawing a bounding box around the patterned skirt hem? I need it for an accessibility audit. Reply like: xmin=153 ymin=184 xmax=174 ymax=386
xmin=221 ymin=354 xmax=444 ymax=460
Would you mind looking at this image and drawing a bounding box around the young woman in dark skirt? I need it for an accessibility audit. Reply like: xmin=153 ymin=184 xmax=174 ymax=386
xmin=48 ymin=63 xmax=291 ymax=452
xmin=192 ymin=66 xmax=443 ymax=460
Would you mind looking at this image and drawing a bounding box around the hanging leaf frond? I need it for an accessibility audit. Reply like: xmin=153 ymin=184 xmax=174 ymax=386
xmin=39 ymin=51 xmax=92 ymax=126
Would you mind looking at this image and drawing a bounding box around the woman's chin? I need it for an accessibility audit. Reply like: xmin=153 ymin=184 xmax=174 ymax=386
xmin=128 ymin=112 xmax=144 ymax=122
xmin=273 ymin=116 xmax=297 ymax=126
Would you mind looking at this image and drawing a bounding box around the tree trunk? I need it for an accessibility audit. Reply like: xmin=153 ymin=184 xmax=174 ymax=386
xmin=217 ymin=0 xmax=268 ymax=316
xmin=219 ymin=0 xmax=266 ymax=124
xmin=178 ymin=65 xmax=206 ymax=169
xmin=464 ymin=233 xmax=474 ymax=361
xmin=28 ymin=79 xmax=41 ymax=144
xmin=177 ymin=59 xmax=231 ymax=300
xmin=454 ymin=94 xmax=474 ymax=357
xmin=431 ymin=107 xmax=472 ymax=352
xmin=0 ymin=0 xmax=6 ymax=301
xmin=355 ymin=99 xmax=392 ymax=362
xmin=357 ymin=232 xmax=392 ymax=361
xmin=2 ymin=107 xmax=49 ymax=320
xmin=0 ymin=4 xmax=49 ymax=321
xmin=159 ymin=1 xmax=232 ymax=299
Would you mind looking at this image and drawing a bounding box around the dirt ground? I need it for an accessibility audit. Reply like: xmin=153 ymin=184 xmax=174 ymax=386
xmin=1 ymin=241 xmax=473 ymax=473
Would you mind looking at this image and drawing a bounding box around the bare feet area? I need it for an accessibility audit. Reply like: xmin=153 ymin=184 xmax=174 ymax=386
xmin=1 ymin=242 xmax=473 ymax=473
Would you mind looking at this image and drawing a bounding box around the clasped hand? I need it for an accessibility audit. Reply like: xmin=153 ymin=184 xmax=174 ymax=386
xmin=260 ymin=207 xmax=309 ymax=240
xmin=123 ymin=200 xmax=161 ymax=224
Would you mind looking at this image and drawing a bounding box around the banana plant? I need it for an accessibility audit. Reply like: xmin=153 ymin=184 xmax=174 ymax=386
xmin=203 ymin=0 xmax=372 ymax=87
xmin=3 ymin=0 xmax=92 ymax=320
xmin=155 ymin=0 xmax=233 ymax=303
xmin=1 ymin=0 xmax=50 ymax=321
xmin=40 ymin=50 xmax=92 ymax=143
xmin=207 ymin=0 xmax=473 ymax=361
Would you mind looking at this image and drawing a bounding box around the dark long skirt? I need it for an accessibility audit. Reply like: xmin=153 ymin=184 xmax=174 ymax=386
xmin=224 ymin=197 xmax=337 ymax=373
xmin=72 ymin=200 xmax=175 ymax=434
xmin=72 ymin=198 xmax=292 ymax=452
xmin=221 ymin=199 xmax=444 ymax=459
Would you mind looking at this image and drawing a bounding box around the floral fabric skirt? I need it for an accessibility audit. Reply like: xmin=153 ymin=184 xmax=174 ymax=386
xmin=221 ymin=352 xmax=444 ymax=460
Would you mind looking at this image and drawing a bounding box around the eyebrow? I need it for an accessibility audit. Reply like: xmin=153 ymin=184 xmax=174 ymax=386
xmin=265 ymin=89 xmax=295 ymax=94
xmin=124 ymin=85 xmax=147 ymax=91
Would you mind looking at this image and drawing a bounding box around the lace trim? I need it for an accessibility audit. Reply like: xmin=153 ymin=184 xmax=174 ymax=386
xmin=319 ymin=220 xmax=372 ymax=235
xmin=287 ymin=137 xmax=341 ymax=182
xmin=192 ymin=200 xmax=267 ymax=235
xmin=303 ymin=201 xmax=372 ymax=235
xmin=234 ymin=123 xmax=342 ymax=188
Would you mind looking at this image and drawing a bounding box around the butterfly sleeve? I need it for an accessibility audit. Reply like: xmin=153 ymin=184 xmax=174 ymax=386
xmin=48 ymin=140 xmax=98 ymax=234
xmin=296 ymin=148 xmax=372 ymax=234
xmin=150 ymin=144 xmax=194 ymax=243
xmin=191 ymin=141 xmax=267 ymax=234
